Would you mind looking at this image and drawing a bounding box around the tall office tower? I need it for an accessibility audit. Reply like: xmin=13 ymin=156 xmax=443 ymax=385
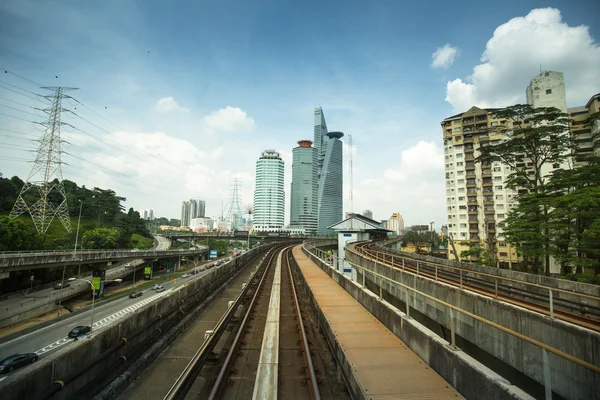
xmin=388 ymin=213 xmax=404 ymax=235
xmin=317 ymin=131 xmax=344 ymax=234
xmin=148 ymin=208 xmax=155 ymax=221
xmin=314 ymin=107 xmax=328 ymax=171
xmin=253 ymin=150 xmax=285 ymax=232
xmin=290 ymin=140 xmax=318 ymax=233
xmin=526 ymin=71 xmax=567 ymax=113
xmin=363 ymin=210 xmax=373 ymax=220
xmin=181 ymin=201 xmax=191 ymax=227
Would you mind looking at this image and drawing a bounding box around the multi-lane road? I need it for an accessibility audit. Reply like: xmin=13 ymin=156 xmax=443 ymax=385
xmin=0 ymin=265 xmax=210 ymax=383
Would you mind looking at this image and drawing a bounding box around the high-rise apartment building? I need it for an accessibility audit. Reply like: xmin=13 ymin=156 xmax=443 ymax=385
xmin=388 ymin=213 xmax=404 ymax=235
xmin=440 ymin=71 xmax=588 ymax=270
xmin=290 ymin=140 xmax=318 ymax=233
xmin=253 ymin=150 xmax=285 ymax=232
xmin=569 ymin=94 xmax=600 ymax=160
xmin=140 ymin=208 xmax=155 ymax=221
xmin=180 ymin=199 xmax=205 ymax=228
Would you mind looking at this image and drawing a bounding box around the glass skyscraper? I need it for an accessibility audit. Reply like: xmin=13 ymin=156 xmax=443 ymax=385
xmin=253 ymin=150 xmax=285 ymax=232
xmin=317 ymin=131 xmax=344 ymax=234
xmin=312 ymin=107 xmax=344 ymax=235
xmin=290 ymin=140 xmax=318 ymax=233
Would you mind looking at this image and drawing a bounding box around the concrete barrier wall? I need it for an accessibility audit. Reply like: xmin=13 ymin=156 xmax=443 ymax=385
xmin=374 ymin=243 xmax=600 ymax=298
xmin=346 ymin=250 xmax=600 ymax=400
xmin=299 ymin=247 xmax=533 ymax=400
xmin=303 ymin=239 xmax=337 ymax=249
xmin=0 ymin=247 xmax=268 ymax=400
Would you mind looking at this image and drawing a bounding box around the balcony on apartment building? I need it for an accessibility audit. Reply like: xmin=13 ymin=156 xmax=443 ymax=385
xmin=470 ymin=234 xmax=480 ymax=241
xmin=466 ymin=179 xmax=477 ymax=188
xmin=465 ymin=161 xmax=475 ymax=170
xmin=482 ymin=178 xmax=493 ymax=187
xmin=467 ymin=197 xmax=477 ymax=205
xmin=481 ymin=169 xmax=492 ymax=178
xmin=465 ymin=152 xmax=475 ymax=161
xmin=463 ymin=135 xmax=474 ymax=143
xmin=487 ymin=223 xmax=496 ymax=233
xmin=469 ymin=224 xmax=479 ymax=233
xmin=468 ymin=206 xmax=478 ymax=214
xmin=483 ymin=196 xmax=494 ymax=205
xmin=484 ymin=206 xmax=495 ymax=214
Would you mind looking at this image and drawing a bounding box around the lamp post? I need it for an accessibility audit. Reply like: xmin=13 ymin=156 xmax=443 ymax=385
xmin=69 ymin=278 xmax=122 ymax=332
xmin=75 ymin=200 xmax=83 ymax=275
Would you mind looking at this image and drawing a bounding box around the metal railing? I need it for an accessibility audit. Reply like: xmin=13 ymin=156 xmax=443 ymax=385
xmin=353 ymin=244 xmax=600 ymax=321
xmin=303 ymin=244 xmax=600 ymax=400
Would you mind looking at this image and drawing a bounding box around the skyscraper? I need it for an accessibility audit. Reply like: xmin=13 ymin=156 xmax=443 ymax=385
xmin=312 ymin=108 xmax=344 ymax=234
xmin=181 ymin=199 xmax=205 ymax=228
xmin=253 ymin=150 xmax=285 ymax=232
xmin=290 ymin=140 xmax=318 ymax=233
xmin=317 ymin=131 xmax=344 ymax=234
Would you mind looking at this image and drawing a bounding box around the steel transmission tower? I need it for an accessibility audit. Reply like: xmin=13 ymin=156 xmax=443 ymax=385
xmin=10 ymin=86 xmax=77 ymax=234
xmin=224 ymin=178 xmax=243 ymax=231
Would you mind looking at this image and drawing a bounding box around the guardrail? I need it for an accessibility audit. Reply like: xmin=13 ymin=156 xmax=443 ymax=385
xmin=352 ymin=244 xmax=600 ymax=321
xmin=303 ymin=244 xmax=600 ymax=400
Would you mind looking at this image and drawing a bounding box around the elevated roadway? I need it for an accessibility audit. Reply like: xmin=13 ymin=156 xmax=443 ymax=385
xmin=0 ymin=246 xmax=208 ymax=273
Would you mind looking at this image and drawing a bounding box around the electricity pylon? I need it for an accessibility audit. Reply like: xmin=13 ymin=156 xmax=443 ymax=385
xmin=224 ymin=178 xmax=243 ymax=231
xmin=10 ymin=86 xmax=77 ymax=234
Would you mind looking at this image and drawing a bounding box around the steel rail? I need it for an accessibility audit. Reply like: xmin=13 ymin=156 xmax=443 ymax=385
xmin=307 ymin=244 xmax=600 ymax=375
xmin=206 ymin=246 xmax=282 ymax=400
xmin=285 ymin=247 xmax=321 ymax=400
xmin=355 ymin=243 xmax=600 ymax=329
xmin=162 ymin=245 xmax=280 ymax=400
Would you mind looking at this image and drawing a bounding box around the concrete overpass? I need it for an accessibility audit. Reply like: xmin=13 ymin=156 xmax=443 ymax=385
xmin=0 ymin=247 xmax=209 ymax=275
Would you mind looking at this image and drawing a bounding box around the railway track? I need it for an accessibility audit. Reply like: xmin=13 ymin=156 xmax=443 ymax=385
xmin=164 ymin=244 xmax=336 ymax=400
xmin=353 ymin=241 xmax=600 ymax=332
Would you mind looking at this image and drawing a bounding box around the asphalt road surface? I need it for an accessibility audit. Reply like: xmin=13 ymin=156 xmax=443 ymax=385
xmin=0 ymin=266 xmax=213 ymax=382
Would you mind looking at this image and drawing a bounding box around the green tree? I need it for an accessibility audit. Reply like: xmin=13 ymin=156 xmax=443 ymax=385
xmin=0 ymin=216 xmax=43 ymax=251
xmin=403 ymin=231 xmax=430 ymax=254
xmin=476 ymin=104 xmax=574 ymax=274
xmin=82 ymin=227 xmax=121 ymax=249
xmin=459 ymin=241 xmax=496 ymax=267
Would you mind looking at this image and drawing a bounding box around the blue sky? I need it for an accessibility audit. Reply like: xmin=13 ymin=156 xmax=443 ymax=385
xmin=1 ymin=0 xmax=599 ymax=228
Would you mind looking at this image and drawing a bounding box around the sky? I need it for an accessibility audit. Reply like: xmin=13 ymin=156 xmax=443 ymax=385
xmin=1 ymin=0 xmax=599 ymax=230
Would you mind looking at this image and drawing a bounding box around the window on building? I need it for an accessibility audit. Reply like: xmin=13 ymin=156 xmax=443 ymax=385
xmin=460 ymin=232 xmax=467 ymax=237
xmin=457 ymin=162 xmax=464 ymax=166
xmin=496 ymin=204 xmax=504 ymax=209
xmin=499 ymin=252 xmax=508 ymax=257
xmin=458 ymin=196 xmax=465 ymax=201
xmin=496 ymin=195 xmax=503 ymax=200
xmin=458 ymin=188 xmax=465 ymax=193
xmin=494 ymin=176 xmax=502 ymax=181
xmin=454 ymin=128 xmax=461 ymax=132
xmin=499 ymin=242 xmax=507 ymax=247
xmin=546 ymin=89 xmax=552 ymax=95
xmin=495 ymin=185 xmax=503 ymax=190
xmin=460 ymin=223 xmax=467 ymax=228
xmin=458 ymin=179 xmax=464 ymax=184
xmin=457 ymin=170 xmax=464 ymax=175
xmin=497 ymin=213 xmax=505 ymax=218
xmin=456 ymin=153 xmax=463 ymax=158
xmin=491 ymin=121 xmax=498 ymax=127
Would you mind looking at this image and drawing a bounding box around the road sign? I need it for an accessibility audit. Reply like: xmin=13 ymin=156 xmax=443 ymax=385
xmin=30 ymin=275 xmax=34 ymax=281
xmin=209 ymin=250 xmax=218 ymax=259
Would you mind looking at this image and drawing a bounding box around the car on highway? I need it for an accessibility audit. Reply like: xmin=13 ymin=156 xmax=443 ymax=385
xmin=53 ymin=282 xmax=70 ymax=290
xmin=125 ymin=263 xmax=133 ymax=268
xmin=129 ymin=291 xmax=143 ymax=298
xmin=181 ymin=273 xmax=190 ymax=278
xmin=156 ymin=286 xmax=165 ymax=292
xmin=68 ymin=326 xmax=91 ymax=338
xmin=0 ymin=353 xmax=39 ymax=373
xmin=151 ymin=284 xmax=160 ymax=290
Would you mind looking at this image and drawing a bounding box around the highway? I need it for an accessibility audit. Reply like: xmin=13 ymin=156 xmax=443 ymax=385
xmin=0 ymin=265 xmax=213 ymax=383
xmin=153 ymin=235 xmax=171 ymax=251
xmin=0 ymin=262 xmax=145 ymax=325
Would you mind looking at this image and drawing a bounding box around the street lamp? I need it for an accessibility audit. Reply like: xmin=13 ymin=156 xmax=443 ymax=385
xmin=68 ymin=277 xmax=122 ymax=333
xmin=74 ymin=200 xmax=83 ymax=275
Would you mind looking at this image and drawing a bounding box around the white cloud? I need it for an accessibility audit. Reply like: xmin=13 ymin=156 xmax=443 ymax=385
xmin=201 ymin=106 xmax=256 ymax=134
xmin=431 ymin=44 xmax=459 ymax=69
xmin=356 ymin=141 xmax=445 ymax=224
xmin=155 ymin=96 xmax=189 ymax=113
xmin=445 ymin=8 xmax=600 ymax=112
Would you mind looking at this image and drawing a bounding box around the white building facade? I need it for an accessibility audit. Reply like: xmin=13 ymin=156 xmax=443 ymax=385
xmin=253 ymin=150 xmax=285 ymax=232
xmin=387 ymin=213 xmax=404 ymax=235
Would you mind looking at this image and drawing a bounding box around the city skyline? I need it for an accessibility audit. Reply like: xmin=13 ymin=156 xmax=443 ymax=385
xmin=0 ymin=3 xmax=599 ymax=231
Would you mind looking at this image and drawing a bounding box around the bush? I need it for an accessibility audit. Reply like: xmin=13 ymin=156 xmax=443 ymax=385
xmin=560 ymin=273 xmax=600 ymax=285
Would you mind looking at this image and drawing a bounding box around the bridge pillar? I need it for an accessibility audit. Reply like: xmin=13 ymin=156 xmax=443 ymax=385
xmin=175 ymin=256 xmax=181 ymax=272
xmin=92 ymin=263 xmax=110 ymax=297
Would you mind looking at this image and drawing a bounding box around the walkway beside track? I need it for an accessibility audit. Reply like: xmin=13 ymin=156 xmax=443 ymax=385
xmin=292 ymin=245 xmax=463 ymax=400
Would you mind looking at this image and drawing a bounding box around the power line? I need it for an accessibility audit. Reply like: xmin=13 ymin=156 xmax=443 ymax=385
xmin=0 ymin=79 xmax=45 ymax=98
xmin=0 ymin=142 xmax=35 ymax=150
xmin=0 ymin=95 xmax=39 ymax=109
xmin=0 ymin=67 xmax=44 ymax=87
xmin=0 ymin=111 xmax=35 ymax=122
xmin=0 ymin=83 xmax=42 ymax=102
xmin=0 ymin=127 xmax=39 ymax=139
xmin=0 ymin=102 xmax=40 ymax=117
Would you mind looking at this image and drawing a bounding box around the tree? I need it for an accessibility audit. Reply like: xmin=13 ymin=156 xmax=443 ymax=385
xmin=476 ymin=104 xmax=574 ymax=274
xmin=0 ymin=216 xmax=43 ymax=251
xmin=403 ymin=231 xmax=430 ymax=254
xmin=82 ymin=228 xmax=121 ymax=249
xmin=459 ymin=241 xmax=496 ymax=267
